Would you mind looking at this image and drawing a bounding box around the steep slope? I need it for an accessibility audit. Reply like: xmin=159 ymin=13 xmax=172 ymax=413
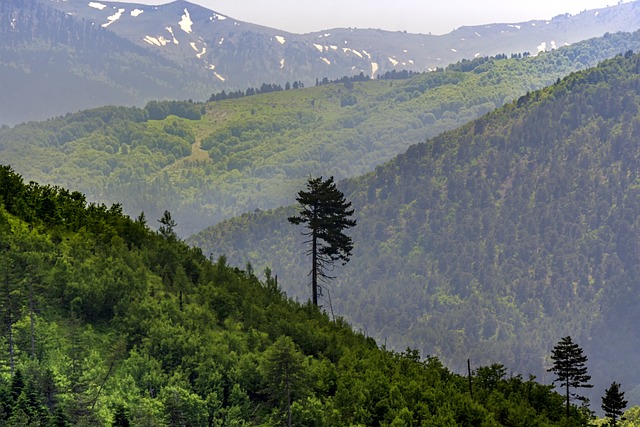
xmin=189 ymin=51 xmax=640 ymax=401
xmin=3 ymin=31 xmax=640 ymax=235
xmin=4 ymin=0 xmax=640 ymax=125
xmin=45 ymin=0 xmax=640 ymax=83
xmin=0 ymin=165 xmax=581 ymax=426
xmin=0 ymin=0 xmax=216 ymax=125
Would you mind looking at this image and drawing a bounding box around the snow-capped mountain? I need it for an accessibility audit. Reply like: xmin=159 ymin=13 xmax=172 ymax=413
xmin=2 ymin=0 xmax=640 ymax=125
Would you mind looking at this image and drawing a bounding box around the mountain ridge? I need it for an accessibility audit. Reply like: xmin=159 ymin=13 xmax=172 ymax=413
xmin=2 ymin=0 xmax=640 ymax=124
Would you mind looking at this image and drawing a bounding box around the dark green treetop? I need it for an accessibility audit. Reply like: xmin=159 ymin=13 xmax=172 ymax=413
xmin=602 ymin=381 xmax=627 ymax=427
xmin=288 ymin=176 xmax=356 ymax=306
xmin=548 ymin=336 xmax=593 ymax=418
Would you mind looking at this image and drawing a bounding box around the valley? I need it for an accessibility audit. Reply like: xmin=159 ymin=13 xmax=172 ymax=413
xmin=2 ymin=0 xmax=640 ymax=424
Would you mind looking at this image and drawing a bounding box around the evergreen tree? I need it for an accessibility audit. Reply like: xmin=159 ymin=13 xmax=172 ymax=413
xmin=288 ymin=176 xmax=356 ymax=306
xmin=548 ymin=336 xmax=593 ymax=418
xmin=261 ymin=336 xmax=306 ymax=427
xmin=602 ymin=382 xmax=627 ymax=427
xmin=157 ymin=210 xmax=177 ymax=240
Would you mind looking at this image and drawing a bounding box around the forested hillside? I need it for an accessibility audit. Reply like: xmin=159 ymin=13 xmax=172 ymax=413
xmin=3 ymin=31 xmax=640 ymax=235
xmin=0 ymin=165 xmax=588 ymax=425
xmin=190 ymin=51 xmax=640 ymax=403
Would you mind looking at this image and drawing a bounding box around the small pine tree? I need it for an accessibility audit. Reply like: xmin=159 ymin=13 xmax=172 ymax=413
xmin=548 ymin=336 xmax=593 ymax=418
xmin=602 ymin=382 xmax=627 ymax=427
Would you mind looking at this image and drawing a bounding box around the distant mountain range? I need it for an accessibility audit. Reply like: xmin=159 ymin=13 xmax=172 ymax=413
xmin=3 ymin=31 xmax=640 ymax=236
xmin=2 ymin=0 xmax=640 ymax=125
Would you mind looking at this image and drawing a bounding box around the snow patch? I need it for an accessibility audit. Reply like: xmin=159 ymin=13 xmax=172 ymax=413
xmin=196 ymin=47 xmax=206 ymax=59
xmin=280 ymin=58 xmax=285 ymax=69
xmin=474 ymin=53 xmax=480 ymax=57
xmin=362 ymin=50 xmax=371 ymax=59
xmin=214 ymin=72 xmax=225 ymax=81
xmin=210 ymin=13 xmax=226 ymax=21
xmin=371 ymin=62 xmax=378 ymax=76
xmin=475 ymin=32 xmax=481 ymax=37
xmin=451 ymin=48 xmax=457 ymax=52
xmin=551 ymin=41 xmax=557 ymax=49
xmin=88 ymin=2 xmax=107 ymax=10
xmin=330 ymin=45 xmax=338 ymax=50
xmin=408 ymin=59 xmax=414 ymax=64
xmin=595 ymin=11 xmax=599 ymax=16
xmin=388 ymin=57 xmax=398 ymax=66
xmin=144 ymin=36 xmax=168 ymax=46
xmin=166 ymin=27 xmax=178 ymax=44
xmin=102 ymin=8 xmax=124 ymax=28
xmin=321 ymin=57 xmax=331 ymax=65
xmin=313 ymin=44 xmax=324 ymax=53
xmin=507 ymin=24 xmax=521 ymax=30
xmin=179 ymin=8 xmax=193 ymax=34
xmin=275 ymin=35 xmax=286 ymax=44
xmin=342 ymin=48 xmax=363 ymax=58
xmin=189 ymin=42 xmax=199 ymax=52
xmin=131 ymin=9 xmax=143 ymax=17
xmin=537 ymin=42 xmax=547 ymax=52
xmin=218 ymin=37 xmax=224 ymax=46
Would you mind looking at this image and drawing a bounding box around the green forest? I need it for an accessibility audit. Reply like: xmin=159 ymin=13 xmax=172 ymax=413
xmin=0 ymin=165 xmax=602 ymax=426
xmin=190 ymin=50 xmax=640 ymax=407
xmin=3 ymin=31 xmax=640 ymax=235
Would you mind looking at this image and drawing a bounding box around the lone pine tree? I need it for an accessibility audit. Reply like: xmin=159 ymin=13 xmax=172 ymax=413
xmin=288 ymin=176 xmax=356 ymax=306
xmin=602 ymin=381 xmax=627 ymax=427
xmin=548 ymin=335 xmax=593 ymax=418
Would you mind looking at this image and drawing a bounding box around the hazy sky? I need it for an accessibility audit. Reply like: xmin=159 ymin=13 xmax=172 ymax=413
xmin=110 ymin=0 xmax=629 ymax=34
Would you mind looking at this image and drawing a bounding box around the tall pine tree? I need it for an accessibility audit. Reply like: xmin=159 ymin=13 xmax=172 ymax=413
xmin=288 ymin=176 xmax=356 ymax=306
xmin=548 ymin=336 xmax=593 ymax=418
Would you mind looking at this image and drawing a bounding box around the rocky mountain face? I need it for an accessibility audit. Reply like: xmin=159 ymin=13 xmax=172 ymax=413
xmin=2 ymin=0 xmax=640 ymax=125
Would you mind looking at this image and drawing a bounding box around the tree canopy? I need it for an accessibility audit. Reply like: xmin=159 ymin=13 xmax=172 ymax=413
xmin=288 ymin=176 xmax=356 ymax=306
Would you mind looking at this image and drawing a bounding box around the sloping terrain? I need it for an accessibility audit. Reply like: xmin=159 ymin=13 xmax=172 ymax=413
xmin=3 ymin=31 xmax=640 ymax=235
xmin=3 ymin=0 xmax=640 ymax=124
xmin=0 ymin=165 xmax=582 ymax=426
xmin=0 ymin=0 xmax=216 ymax=126
xmin=45 ymin=0 xmax=640 ymax=83
xmin=189 ymin=51 xmax=640 ymax=403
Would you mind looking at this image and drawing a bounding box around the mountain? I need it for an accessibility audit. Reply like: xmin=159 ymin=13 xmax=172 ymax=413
xmin=188 ymin=51 xmax=640 ymax=403
xmin=3 ymin=31 xmax=640 ymax=236
xmin=3 ymin=0 xmax=640 ymax=125
xmin=0 ymin=0 xmax=217 ymax=126
xmin=0 ymin=164 xmax=585 ymax=426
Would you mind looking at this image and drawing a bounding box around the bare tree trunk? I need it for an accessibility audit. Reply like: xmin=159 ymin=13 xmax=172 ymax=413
xmin=312 ymin=230 xmax=318 ymax=306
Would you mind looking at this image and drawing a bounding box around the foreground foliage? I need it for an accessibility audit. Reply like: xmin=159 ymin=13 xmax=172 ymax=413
xmin=0 ymin=165 xmax=586 ymax=425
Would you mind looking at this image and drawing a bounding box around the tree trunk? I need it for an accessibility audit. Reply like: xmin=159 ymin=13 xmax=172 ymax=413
xmin=566 ymin=382 xmax=570 ymax=418
xmin=312 ymin=230 xmax=318 ymax=306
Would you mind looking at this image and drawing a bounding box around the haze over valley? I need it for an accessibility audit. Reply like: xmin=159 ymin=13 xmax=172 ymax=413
xmin=2 ymin=0 xmax=640 ymax=424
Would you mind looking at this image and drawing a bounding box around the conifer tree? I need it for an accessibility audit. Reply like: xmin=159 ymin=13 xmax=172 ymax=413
xmin=602 ymin=381 xmax=627 ymax=427
xmin=288 ymin=176 xmax=356 ymax=306
xmin=548 ymin=336 xmax=593 ymax=418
